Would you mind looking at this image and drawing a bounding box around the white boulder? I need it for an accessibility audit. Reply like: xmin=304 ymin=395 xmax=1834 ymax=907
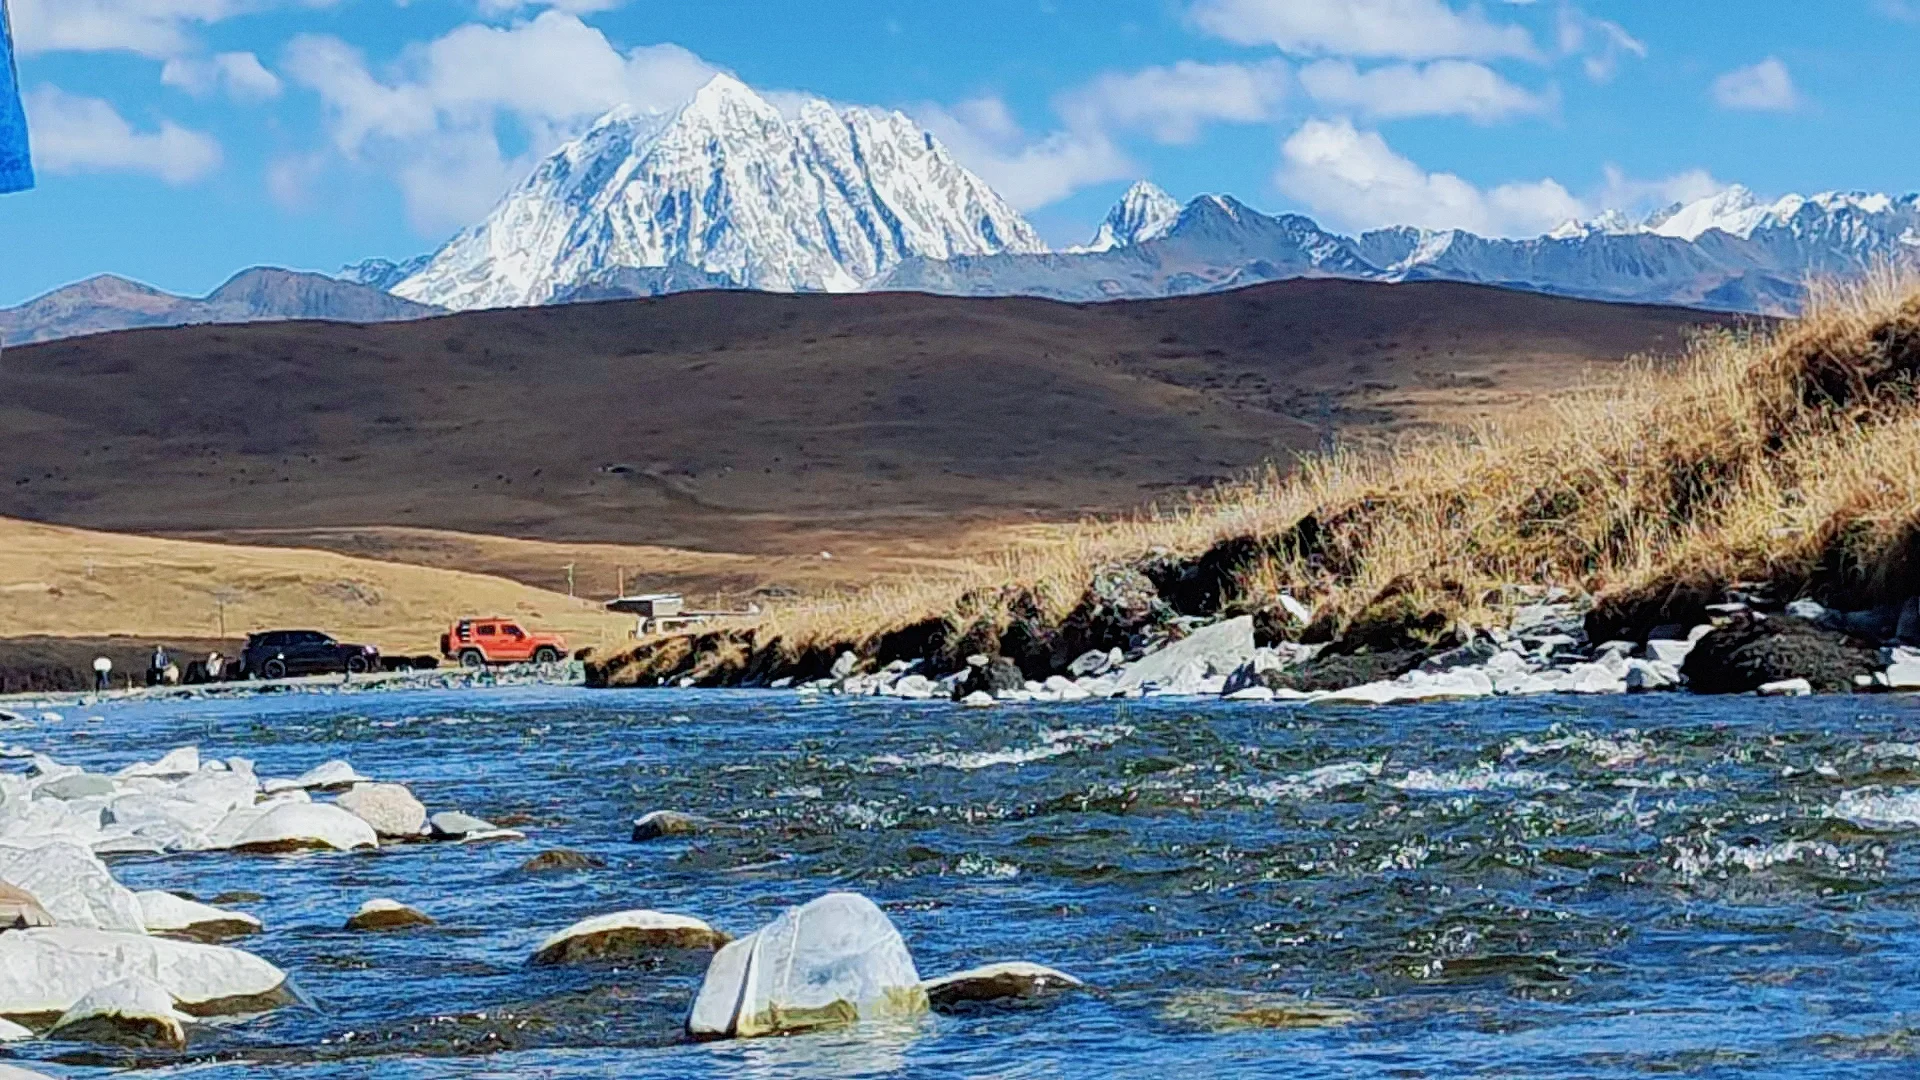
xmin=532 ymin=910 xmax=727 ymax=965
xmin=1758 ymin=678 xmax=1813 ymax=697
xmin=1644 ymin=638 xmax=1697 ymax=666
xmin=1114 ymin=617 xmax=1256 ymax=694
xmin=687 ymin=892 xmax=924 ymax=1040
xmin=262 ymin=760 xmax=369 ymax=795
xmin=0 ymin=1017 xmax=30 ymax=1041
xmin=345 ymin=898 xmax=435 ymax=932
xmin=136 ymin=891 xmax=261 ymax=940
xmin=921 ymin=961 xmax=1084 ymax=1010
xmin=0 ymin=841 xmax=145 ymax=932
xmin=47 ymin=975 xmax=187 ymax=1050
xmin=0 ymin=927 xmax=289 ymax=1020
xmin=232 ymin=803 xmax=377 ymax=853
xmin=335 ymin=783 xmax=428 ymax=839
xmin=117 ymin=747 xmax=201 ymax=779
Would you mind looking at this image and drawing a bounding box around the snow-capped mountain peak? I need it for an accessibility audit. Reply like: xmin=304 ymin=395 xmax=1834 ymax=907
xmin=1079 ymin=180 xmax=1181 ymax=253
xmin=393 ymin=73 xmax=1046 ymax=311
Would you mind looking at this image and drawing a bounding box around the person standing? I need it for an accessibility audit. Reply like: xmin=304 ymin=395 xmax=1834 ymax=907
xmin=92 ymin=656 xmax=112 ymax=692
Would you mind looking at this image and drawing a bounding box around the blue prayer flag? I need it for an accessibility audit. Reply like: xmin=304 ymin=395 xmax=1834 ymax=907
xmin=0 ymin=0 xmax=31 ymax=194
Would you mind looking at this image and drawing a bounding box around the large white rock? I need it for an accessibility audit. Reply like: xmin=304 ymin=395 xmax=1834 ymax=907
xmin=0 ymin=1016 xmax=31 ymax=1041
xmin=532 ymin=909 xmax=727 ymax=965
xmin=262 ymin=760 xmax=369 ymax=795
xmin=0 ymin=841 xmax=145 ymax=932
xmin=231 ymin=803 xmax=378 ymax=853
xmin=1645 ymin=638 xmax=1697 ymax=666
xmin=1114 ymin=617 xmax=1256 ymax=694
xmin=0 ymin=928 xmax=288 ymax=1020
xmin=1758 ymin=678 xmax=1813 ymax=697
xmin=136 ymin=891 xmax=261 ymax=940
xmin=47 ymin=975 xmax=187 ymax=1050
xmin=687 ymin=892 xmax=924 ymax=1040
xmin=117 ymin=747 xmax=200 ymax=780
xmin=1886 ymin=661 xmax=1920 ymax=690
xmin=335 ymin=783 xmax=427 ymax=839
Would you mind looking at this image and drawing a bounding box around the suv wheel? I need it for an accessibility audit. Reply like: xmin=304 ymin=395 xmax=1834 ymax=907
xmin=262 ymin=658 xmax=288 ymax=680
xmin=533 ymin=646 xmax=561 ymax=664
xmin=345 ymin=655 xmax=370 ymax=675
xmin=460 ymin=649 xmax=487 ymax=671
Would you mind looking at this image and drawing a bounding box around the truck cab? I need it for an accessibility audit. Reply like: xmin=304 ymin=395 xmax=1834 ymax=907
xmin=441 ymin=618 xmax=567 ymax=669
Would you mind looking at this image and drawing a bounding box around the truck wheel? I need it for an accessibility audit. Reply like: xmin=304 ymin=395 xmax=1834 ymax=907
xmin=262 ymin=659 xmax=288 ymax=680
xmin=460 ymin=649 xmax=487 ymax=671
xmin=533 ymin=646 xmax=560 ymax=664
xmin=345 ymin=655 xmax=370 ymax=675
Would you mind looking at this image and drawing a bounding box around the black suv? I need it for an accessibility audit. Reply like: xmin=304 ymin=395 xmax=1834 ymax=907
xmin=242 ymin=631 xmax=380 ymax=679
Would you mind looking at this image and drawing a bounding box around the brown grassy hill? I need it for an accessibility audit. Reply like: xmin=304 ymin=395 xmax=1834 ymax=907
xmin=0 ymin=280 xmax=1738 ymax=597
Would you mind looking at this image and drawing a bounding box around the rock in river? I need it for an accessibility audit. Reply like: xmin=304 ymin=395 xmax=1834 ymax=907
xmin=533 ymin=909 xmax=727 ymax=966
xmin=0 ymin=927 xmax=289 ymax=1023
xmin=136 ymin=890 xmax=261 ymax=941
xmin=345 ymin=898 xmax=435 ymax=932
xmin=47 ymin=976 xmax=187 ymax=1050
xmin=922 ymin=961 xmax=1085 ymax=1010
xmin=429 ymin=811 xmax=523 ymax=843
xmin=232 ymin=803 xmax=378 ymax=854
xmin=687 ymin=892 xmax=924 ymax=1040
xmin=518 ymin=849 xmax=606 ymax=874
xmin=335 ymin=782 xmax=428 ymax=839
xmin=631 ymin=810 xmax=707 ymax=842
xmin=1114 ymin=616 xmax=1256 ymax=695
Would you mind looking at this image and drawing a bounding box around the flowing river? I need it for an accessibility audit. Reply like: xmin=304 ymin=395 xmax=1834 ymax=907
xmin=8 ymin=687 xmax=1920 ymax=1078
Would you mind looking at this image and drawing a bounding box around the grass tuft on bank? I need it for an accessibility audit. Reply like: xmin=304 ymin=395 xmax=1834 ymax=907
xmin=592 ymin=271 xmax=1920 ymax=687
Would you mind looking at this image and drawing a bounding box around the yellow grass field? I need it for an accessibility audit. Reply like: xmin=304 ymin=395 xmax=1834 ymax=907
xmin=0 ymin=518 xmax=636 ymax=656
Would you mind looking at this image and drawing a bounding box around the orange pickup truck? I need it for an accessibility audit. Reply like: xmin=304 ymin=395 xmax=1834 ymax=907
xmin=441 ymin=618 xmax=568 ymax=669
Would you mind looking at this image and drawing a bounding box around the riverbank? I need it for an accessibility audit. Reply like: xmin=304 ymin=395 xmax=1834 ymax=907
xmin=0 ymin=661 xmax=586 ymax=717
xmin=590 ymin=271 xmax=1920 ymax=701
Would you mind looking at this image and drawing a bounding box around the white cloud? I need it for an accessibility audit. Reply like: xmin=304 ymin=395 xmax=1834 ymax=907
xmin=284 ymin=12 xmax=714 ymax=231
xmin=23 ymin=85 xmax=223 ymax=183
xmin=1711 ymin=57 xmax=1799 ymax=112
xmin=1189 ymin=0 xmax=1538 ymax=60
xmin=474 ymin=0 xmax=629 ymax=12
xmin=1055 ymin=60 xmax=1289 ymax=144
xmin=1597 ymin=164 xmax=1726 ymax=214
xmin=1275 ymin=116 xmax=1580 ymax=236
xmin=1298 ymin=59 xmax=1551 ymax=123
xmin=161 ymin=51 xmax=283 ymax=100
xmin=11 ymin=0 xmax=335 ymax=58
xmin=1556 ymin=6 xmax=1646 ymax=81
xmin=915 ymin=96 xmax=1133 ymax=211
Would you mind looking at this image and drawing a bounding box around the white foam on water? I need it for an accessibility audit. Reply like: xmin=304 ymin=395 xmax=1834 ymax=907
xmin=1830 ymin=787 xmax=1920 ymax=830
xmin=1668 ymin=837 xmax=1861 ymax=881
xmin=953 ymin=853 xmax=1020 ymax=878
xmin=868 ymin=725 xmax=1132 ymax=771
xmin=1504 ymin=727 xmax=1650 ymax=768
xmin=1240 ymin=761 xmax=1384 ymax=802
xmin=1392 ymin=765 xmax=1569 ymax=794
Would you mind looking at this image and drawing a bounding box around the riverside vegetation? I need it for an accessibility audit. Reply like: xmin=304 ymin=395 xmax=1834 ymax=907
xmin=590 ymin=271 xmax=1920 ymax=699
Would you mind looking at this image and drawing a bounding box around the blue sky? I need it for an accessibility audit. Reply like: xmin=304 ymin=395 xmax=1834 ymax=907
xmin=4 ymin=0 xmax=1919 ymax=306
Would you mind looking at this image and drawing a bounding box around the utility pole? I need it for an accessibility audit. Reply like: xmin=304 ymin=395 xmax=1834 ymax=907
xmin=617 ymin=567 xmax=625 ymax=599
xmin=564 ymin=562 xmax=576 ymax=599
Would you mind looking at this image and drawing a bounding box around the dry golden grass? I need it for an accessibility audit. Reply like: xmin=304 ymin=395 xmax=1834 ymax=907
xmin=0 ymin=518 xmax=635 ymax=655
xmin=606 ymin=270 xmax=1920 ymax=677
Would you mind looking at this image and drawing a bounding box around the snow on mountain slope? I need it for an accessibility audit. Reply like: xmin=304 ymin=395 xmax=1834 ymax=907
xmin=1078 ymin=181 xmax=1181 ymax=253
xmin=393 ymin=74 xmax=1045 ymax=311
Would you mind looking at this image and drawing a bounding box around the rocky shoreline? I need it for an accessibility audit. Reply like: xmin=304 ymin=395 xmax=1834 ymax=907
xmin=592 ymin=579 xmax=1920 ymax=706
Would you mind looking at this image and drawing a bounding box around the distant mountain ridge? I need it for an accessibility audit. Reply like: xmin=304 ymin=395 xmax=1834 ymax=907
xmin=879 ymin=185 xmax=1920 ymax=315
xmin=0 ymin=268 xmax=439 ymax=347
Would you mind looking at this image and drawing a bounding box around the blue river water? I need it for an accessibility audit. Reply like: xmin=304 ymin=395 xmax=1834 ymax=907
xmin=8 ymin=686 xmax=1920 ymax=1078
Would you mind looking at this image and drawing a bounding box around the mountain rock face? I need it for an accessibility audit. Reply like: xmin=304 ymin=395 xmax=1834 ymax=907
xmin=340 ymin=256 xmax=433 ymax=293
xmin=878 ymin=184 xmax=1920 ymax=314
xmin=1079 ymin=181 xmax=1180 ymax=253
xmin=0 ymin=269 xmax=439 ymax=346
xmin=392 ymin=74 xmax=1045 ymax=311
